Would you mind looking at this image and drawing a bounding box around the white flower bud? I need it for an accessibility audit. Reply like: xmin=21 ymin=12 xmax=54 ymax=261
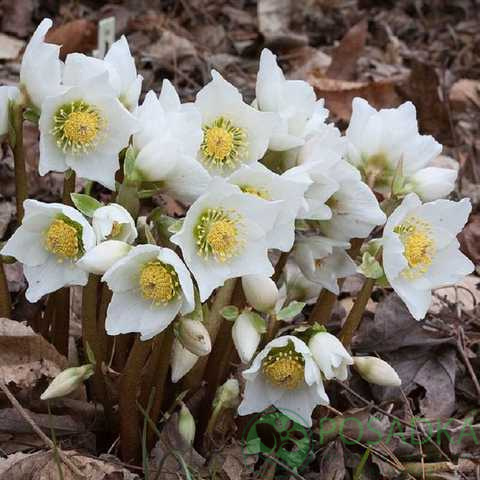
xmin=171 ymin=339 xmax=199 ymax=383
xmin=309 ymin=332 xmax=353 ymax=381
xmin=232 ymin=312 xmax=261 ymax=364
xmin=178 ymin=402 xmax=196 ymax=446
xmin=77 ymin=240 xmax=131 ymax=275
xmin=213 ymin=378 xmax=240 ymax=410
xmin=177 ymin=318 xmax=211 ymax=356
xmin=241 ymin=274 xmax=279 ymax=313
xmin=411 ymin=167 xmax=457 ymax=202
xmin=40 ymin=364 xmax=94 ymax=401
xmin=353 ymin=356 xmax=401 ymax=387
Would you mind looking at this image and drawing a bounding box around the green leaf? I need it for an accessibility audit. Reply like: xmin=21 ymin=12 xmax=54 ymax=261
xmin=358 ymin=252 xmax=384 ymax=280
xmin=123 ymin=145 xmax=139 ymax=180
xmin=221 ymin=305 xmax=239 ymax=321
xmin=245 ymin=311 xmax=267 ymax=334
xmin=23 ymin=106 xmax=40 ymax=125
xmin=71 ymin=193 xmax=103 ymax=217
xmin=277 ymin=301 xmax=306 ymax=321
xmin=168 ymin=219 xmax=184 ymax=234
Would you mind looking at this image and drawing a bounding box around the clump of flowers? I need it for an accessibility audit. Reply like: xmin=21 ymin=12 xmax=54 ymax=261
xmin=0 ymin=21 xmax=474 ymax=463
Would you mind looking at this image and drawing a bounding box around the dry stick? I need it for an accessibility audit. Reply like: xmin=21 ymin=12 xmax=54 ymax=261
xmin=0 ymin=381 xmax=85 ymax=478
xmin=181 ymin=278 xmax=237 ymax=392
xmin=456 ymin=326 xmax=480 ymax=403
xmin=339 ymin=278 xmax=375 ymax=347
xmin=119 ymin=337 xmax=153 ymax=463
xmin=51 ymin=172 xmax=77 ymax=357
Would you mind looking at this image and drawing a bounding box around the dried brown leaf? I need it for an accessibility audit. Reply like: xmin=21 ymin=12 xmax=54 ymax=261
xmin=459 ymin=214 xmax=480 ymax=266
xmin=319 ymin=440 xmax=345 ymax=480
xmin=449 ymin=78 xmax=480 ymax=110
xmin=45 ymin=19 xmax=97 ymax=59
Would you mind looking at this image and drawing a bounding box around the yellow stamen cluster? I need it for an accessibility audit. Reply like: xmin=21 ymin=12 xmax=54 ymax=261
xmin=200 ymin=117 xmax=247 ymax=170
xmin=139 ymin=261 xmax=179 ymax=305
xmin=195 ymin=208 xmax=243 ymax=262
xmin=240 ymin=185 xmax=271 ymax=200
xmin=52 ymin=100 xmax=104 ymax=154
xmin=394 ymin=217 xmax=436 ymax=279
xmin=263 ymin=348 xmax=305 ymax=390
xmin=45 ymin=219 xmax=80 ymax=260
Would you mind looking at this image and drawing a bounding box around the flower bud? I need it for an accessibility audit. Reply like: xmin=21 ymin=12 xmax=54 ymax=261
xmin=77 ymin=240 xmax=131 ymax=275
xmin=1 ymin=86 xmax=19 ymax=137
xmin=232 ymin=312 xmax=261 ymax=364
xmin=353 ymin=356 xmax=401 ymax=387
xmin=177 ymin=318 xmax=211 ymax=356
xmin=242 ymin=274 xmax=279 ymax=313
xmin=411 ymin=167 xmax=457 ymax=202
xmin=309 ymin=332 xmax=353 ymax=381
xmin=213 ymin=378 xmax=240 ymax=410
xmin=40 ymin=364 xmax=94 ymax=401
xmin=171 ymin=339 xmax=199 ymax=383
xmin=178 ymin=402 xmax=196 ymax=446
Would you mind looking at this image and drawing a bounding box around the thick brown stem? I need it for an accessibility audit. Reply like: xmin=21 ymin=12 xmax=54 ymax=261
xmin=0 ymin=263 xmax=11 ymax=318
xmin=339 ymin=278 xmax=375 ymax=347
xmin=272 ymin=251 xmax=290 ymax=283
xmin=119 ymin=337 xmax=152 ymax=463
xmin=308 ymin=289 xmax=338 ymax=325
xmin=12 ymin=104 xmax=27 ymax=222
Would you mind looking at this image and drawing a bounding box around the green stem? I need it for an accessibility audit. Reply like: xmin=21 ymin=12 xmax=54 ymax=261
xmin=339 ymin=278 xmax=375 ymax=347
xmin=12 ymin=103 xmax=27 ymax=222
xmin=119 ymin=337 xmax=152 ymax=463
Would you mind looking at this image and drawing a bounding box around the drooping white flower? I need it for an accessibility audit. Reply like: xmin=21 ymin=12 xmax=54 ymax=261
xmin=242 ymin=274 xmax=279 ymax=313
xmin=288 ymin=136 xmax=387 ymax=240
xmin=102 ymin=244 xmax=195 ymax=340
xmin=255 ymin=48 xmax=329 ymax=151
xmin=283 ymin=261 xmax=322 ymax=305
xmin=1 ymin=199 xmax=96 ymax=302
xmin=382 ymin=193 xmax=474 ymax=320
xmin=20 ymin=19 xmax=63 ymax=110
xmin=228 ymin=163 xmax=310 ymax=251
xmin=195 ymin=70 xmax=276 ymax=176
xmin=0 ymin=86 xmax=19 ymax=137
xmin=171 ymin=178 xmax=282 ymax=301
xmin=63 ymin=36 xmax=142 ymax=111
xmin=346 ymin=98 xmax=455 ymax=200
xmin=77 ymin=240 xmax=132 ymax=275
xmin=171 ymin=338 xmax=199 ymax=383
xmin=132 ymin=83 xmax=210 ymax=204
xmin=40 ymin=364 xmax=94 ymax=401
xmin=92 ymin=203 xmax=137 ymax=244
xmin=238 ymin=335 xmax=329 ymax=427
xmin=353 ymin=356 xmax=401 ymax=387
xmin=292 ymin=235 xmax=357 ymax=295
xmin=308 ymin=332 xmax=353 ymax=381
xmin=232 ymin=312 xmax=262 ymax=363
xmin=38 ymin=72 xmax=138 ymax=189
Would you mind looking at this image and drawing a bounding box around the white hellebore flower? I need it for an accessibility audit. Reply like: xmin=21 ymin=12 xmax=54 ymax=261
xmin=63 ymin=36 xmax=142 ymax=111
xmin=229 ymin=163 xmax=310 ymax=251
xmin=283 ymin=261 xmax=322 ymax=305
xmin=195 ymin=70 xmax=275 ymax=176
xmin=171 ymin=178 xmax=282 ymax=301
xmin=382 ymin=193 xmax=474 ymax=320
xmin=242 ymin=274 xmax=279 ymax=313
xmin=132 ymin=82 xmax=210 ymax=204
xmin=256 ymin=48 xmax=329 ymax=151
xmin=77 ymin=240 xmax=132 ymax=275
xmin=38 ymin=72 xmax=138 ymax=189
xmin=308 ymin=332 xmax=353 ymax=381
xmin=1 ymin=200 xmax=96 ymax=302
xmin=232 ymin=312 xmax=262 ymax=364
xmin=292 ymin=236 xmax=357 ymax=295
xmin=0 ymin=86 xmax=19 ymax=137
xmin=346 ymin=98 xmax=455 ymax=201
xmin=92 ymin=203 xmax=137 ymax=244
xmin=171 ymin=339 xmax=199 ymax=383
xmin=41 ymin=364 xmax=94 ymax=401
xmin=20 ymin=18 xmax=63 ymax=110
xmin=238 ymin=336 xmax=329 ymax=426
xmin=102 ymin=244 xmax=195 ymax=340
xmin=353 ymin=356 xmax=401 ymax=387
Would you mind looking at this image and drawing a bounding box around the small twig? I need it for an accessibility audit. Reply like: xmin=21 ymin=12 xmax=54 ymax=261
xmin=0 ymin=381 xmax=85 ymax=478
xmin=456 ymin=326 xmax=480 ymax=403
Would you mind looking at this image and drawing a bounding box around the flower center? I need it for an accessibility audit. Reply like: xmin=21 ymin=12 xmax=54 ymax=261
xmin=195 ymin=208 xmax=243 ymax=262
xmin=52 ymin=100 xmax=104 ymax=154
xmin=240 ymin=185 xmax=271 ymax=200
xmin=108 ymin=221 xmax=123 ymax=239
xmin=139 ymin=261 xmax=179 ymax=304
xmin=263 ymin=349 xmax=305 ymax=390
xmin=394 ymin=217 xmax=436 ymax=279
xmin=45 ymin=218 xmax=80 ymax=260
xmin=200 ymin=117 xmax=247 ymax=170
